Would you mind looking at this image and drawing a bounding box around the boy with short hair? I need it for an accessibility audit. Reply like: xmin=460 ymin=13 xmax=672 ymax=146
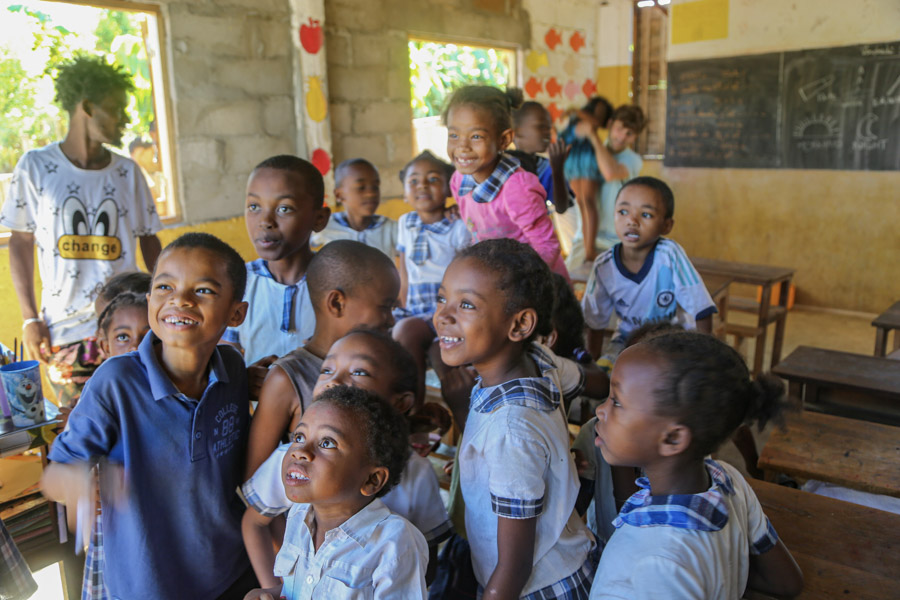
xmin=222 ymin=155 xmax=331 ymax=366
xmin=41 ymin=233 xmax=255 ymax=600
xmin=582 ymin=177 xmax=716 ymax=364
xmin=566 ymin=105 xmax=647 ymax=268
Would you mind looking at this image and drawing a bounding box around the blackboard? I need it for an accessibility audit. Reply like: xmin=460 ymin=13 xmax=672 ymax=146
xmin=665 ymin=41 xmax=900 ymax=171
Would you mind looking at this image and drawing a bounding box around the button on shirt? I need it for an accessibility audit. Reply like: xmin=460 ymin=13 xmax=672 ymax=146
xmin=222 ymin=259 xmax=316 ymax=365
xmin=48 ymin=332 xmax=250 ymax=600
xmin=275 ymin=499 xmax=428 ymax=599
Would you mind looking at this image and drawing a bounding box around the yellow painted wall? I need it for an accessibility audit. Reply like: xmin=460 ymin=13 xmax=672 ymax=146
xmin=595 ymin=65 xmax=632 ymax=109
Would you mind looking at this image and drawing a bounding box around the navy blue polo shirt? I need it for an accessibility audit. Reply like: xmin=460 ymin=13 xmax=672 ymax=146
xmin=49 ymin=332 xmax=250 ymax=599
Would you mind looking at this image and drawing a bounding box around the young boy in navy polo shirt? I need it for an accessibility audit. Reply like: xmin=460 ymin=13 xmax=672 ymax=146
xmin=42 ymin=233 xmax=256 ymax=600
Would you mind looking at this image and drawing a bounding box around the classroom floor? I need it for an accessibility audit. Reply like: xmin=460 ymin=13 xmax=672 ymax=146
xmin=714 ymin=305 xmax=879 ymax=479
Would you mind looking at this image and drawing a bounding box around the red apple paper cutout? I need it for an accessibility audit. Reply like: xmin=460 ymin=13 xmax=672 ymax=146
xmin=544 ymin=28 xmax=562 ymax=50
xmin=311 ymin=148 xmax=331 ymax=176
xmin=582 ymin=79 xmax=597 ymax=98
xmin=300 ymin=18 xmax=323 ymax=54
xmin=547 ymin=103 xmax=563 ymax=123
xmin=524 ymin=77 xmax=543 ymax=99
xmin=546 ymin=77 xmax=562 ymax=98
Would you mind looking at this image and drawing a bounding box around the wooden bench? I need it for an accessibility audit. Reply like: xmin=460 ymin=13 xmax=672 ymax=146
xmin=703 ymin=273 xmax=732 ymax=340
xmin=758 ymin=411 xmax=900 ymax=498
xmin=744 ymin=479 xmax=899 ymax=600
xmin=772 ymin=346 xmax=900 ymax=426
xmin=873 ymin=300 xmax=900 ymax=357
xmin=691 ymin=257 xmax=794 ymax=376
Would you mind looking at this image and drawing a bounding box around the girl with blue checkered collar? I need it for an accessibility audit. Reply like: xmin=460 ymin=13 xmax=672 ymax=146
xmin=590 ymin=332 xmax=804 ymax=599
xmin=434 ymin=238 xmax=610 ymax=599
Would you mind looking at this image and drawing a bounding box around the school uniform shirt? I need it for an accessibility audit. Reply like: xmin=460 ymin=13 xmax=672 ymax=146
xmin=395 ymin=212 xmax=471 ymax=319
xmin=243 ymin=444 xmax=453 ymax=547
xmin=311 ymin=212 xmax=398 ymax=258
xmin=582 ymin=239 xmax=716 ymax=350
xmin=221 ymin=259 xmax=316 ymax=365
xmin=590 ymin=459 xmax=779 ymax=600
xmin=459 ymin=343 xmax=596 ymax=598
xmin=275 ymin=499 xmax=428 ymax=599
xmin=450 ymin=153 xmax=569 ymax=279
xmin=0 ymin=143 xmax=161 ymax=345
xmin=48 ymin=332 xmax=250 ymax=600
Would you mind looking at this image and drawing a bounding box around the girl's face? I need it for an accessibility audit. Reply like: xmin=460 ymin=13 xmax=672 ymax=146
xmin=514 ymin=107 xmax=552 ymax=154
xmin=446 ymin=105 xmax=513 ymax=183
xmin=433 ymin=257 xmax=518 ymax=374
xmin=314 ymin=333 xmax=413 ymax=414
xmin=335 ymin=163 xmax=381 ymax=218
xmin=101 ymin=305 xmax=150 ymax=357
xmin=594 ymin=345 xmax=674 ymax=467
xmin=403 ymin=160 xmax=448 ymax=219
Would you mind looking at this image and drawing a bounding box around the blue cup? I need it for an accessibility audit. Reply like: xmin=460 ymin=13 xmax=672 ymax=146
xmin=0 ymin=361 xmax=45 ymax=427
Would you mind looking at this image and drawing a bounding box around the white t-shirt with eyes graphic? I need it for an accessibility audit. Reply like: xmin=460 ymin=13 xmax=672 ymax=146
xmin=0 ymin=143 xmax=161 ymax=345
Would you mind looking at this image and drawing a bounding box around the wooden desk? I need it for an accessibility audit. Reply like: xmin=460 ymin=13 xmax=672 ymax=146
xmin=703 ymin=274 xmax=732 ymax=340
xmin=746 ymin=479 xmax=900 ymax=600
xmin=873 ymin=300 xmax=900 ymax=357
xmin=758 ymin=411 xmax=900 ymax=498
xmin=691 ymin=257 xmax=794 ymax=376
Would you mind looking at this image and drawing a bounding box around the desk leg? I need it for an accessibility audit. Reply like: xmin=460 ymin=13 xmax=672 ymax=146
xmin=753 ymin=285 xmax=772 ymax=377
xmin=771 ymin=278 xmax=791 ymax=367
xmin=874 ymin=327 xmax=887 ymax=357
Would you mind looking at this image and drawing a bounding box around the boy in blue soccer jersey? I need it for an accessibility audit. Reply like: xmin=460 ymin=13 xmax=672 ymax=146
xmin=41 ymin=233 xmax=257 ymax=600
xmin=582 ymin=177 xmax=715 ymax=366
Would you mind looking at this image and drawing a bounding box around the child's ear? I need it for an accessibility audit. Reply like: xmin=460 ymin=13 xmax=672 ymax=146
xmin=333 ymin=185 xmax=345 ymax=207
xmin=313 ymin=205 xmax=331 ymax=233
xmin=662 ymin=218 xmax=674 ymax=236
xmin=99 ymin=335 xmax=110 ymax=356
xmin=227 ymin=301 xmax=249 ymax=327
xmin=324 ymin=289 xmax=347 ymax=318
xmin=507 ymin=308 xmax=538 ymax=342
xmin=658 ymin=423 xmax=692 ymax=458
xmin=360 ymin=466 xmax=389 ymax=497
xmin=499 ymin=128 xmax=515 ymax=151
xmin=391 ymin=390 xmax=415 ymax=415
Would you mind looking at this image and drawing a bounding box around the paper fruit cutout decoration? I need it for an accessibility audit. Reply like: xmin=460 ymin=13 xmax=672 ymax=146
xmin=547 ymin=103 xmax=563 ymax=123
xmin=582 ymin=79 xmax=597 ymax=98
xmin=546 ymin=77 xmax=562 ymax=98
xmin=564 ymin=80 xmax=579 ymax=100
xmin=300 ymin=18 xmax=323 ymax=54
xmin=563 ymin=55 xmax=578 ymax=77
xmin=305 ymin=76 xmax=328 ymax=122
xmin=544 ymin=28 xmax=562 ymax=50
xmin=311 ymin=149 xmax=331 ymax=175
xmin=525 ymin=50 xmax=549 ymax=73
xmin=524 ymin=77 xmax=543 ymax=98
xmin=570 ymin=31 xmax=586 ymax=53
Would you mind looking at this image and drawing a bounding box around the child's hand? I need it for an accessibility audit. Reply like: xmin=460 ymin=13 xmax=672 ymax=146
xmin=416 ymin=402 xmax=452 ymax=435
xmin=248 ymin=355 xmax=278 ymax=402
xmin=242 ymin=587 xmax=284 ymax=600
xmin=22 ymin=319 xmax=52 ymax=365
xmin=574 ymin=120 xmax=596 ymax=140
xmin=443 ymin=204 xmax=460 ymax=222
xmin=548 ymin=139 xmax=570 ymax=171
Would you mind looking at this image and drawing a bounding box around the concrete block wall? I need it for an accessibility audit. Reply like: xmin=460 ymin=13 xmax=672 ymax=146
xmin=162 ymin=0 xmax=298 ymax=222
xmin=324 ymin=0 xmax=531 ymax=198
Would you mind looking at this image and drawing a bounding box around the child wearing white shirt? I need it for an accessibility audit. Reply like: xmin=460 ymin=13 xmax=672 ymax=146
xmin=244 ymin=385 xmax=427 ymax=600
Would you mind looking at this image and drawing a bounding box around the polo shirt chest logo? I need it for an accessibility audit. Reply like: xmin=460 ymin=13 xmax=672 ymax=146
xmin=212 ymin=402 xmax=241 ymax=459
xmin=57 ymin=194 xmax=122 ymax=260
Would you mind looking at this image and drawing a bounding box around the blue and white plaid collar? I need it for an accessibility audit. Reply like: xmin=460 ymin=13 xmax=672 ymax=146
xmin=333 ymin=212 xmax=385 ymax=230
xmin=405 ymin=212 xmax=453 ymax=266
xmin=470 ymin=344 xmax=562 ymax=414
xmin=613 ymin=459 xmax=735 ymax=531
xmin=457 ymin=152 xmax=520 ymax=204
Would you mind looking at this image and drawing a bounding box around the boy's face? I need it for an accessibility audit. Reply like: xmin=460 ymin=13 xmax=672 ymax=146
xmin=614 ymin=185 xmax=673 ymax=251
xmin=341 ymin=268 xmax=400 ymax=333
xmin=147 ymin=247 xmax=247 ymax=350
xmin=335 ymin=164 xmax=380 ymax=218
xmin=86 ymin=89 xmax=129 ymax=148
xmin=403 ymin=160 xmax=448 ymax=217
xmin=314 ymin=334 xmax=409 ymax=412
xmin=282 ymin=401 xmax=380 ymax=504
xmin=245 ymin=167 xmax=329 ymax=262
xmin=433 ymin=257 xmax=517 ymax=371
xmin=101 ymin=305 xmax=150 ymax=357
xmin=607 ymin=119 xmax=638 ymax=153
xmin=594 ymin=345 xmax=674 ymax=467
xmin=446 ymin=105 xmax=513 ymax=183
xmin=514 ymin=107 xmax=552 ymax=154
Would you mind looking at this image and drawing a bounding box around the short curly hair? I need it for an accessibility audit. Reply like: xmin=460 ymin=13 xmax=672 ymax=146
xmin=313 ymin=385 xmax=410 ymax=498
xmin=53 ymin=53 xmax=135 ymax=114
xmin=455 ymin=239 xmax=554 ymax=341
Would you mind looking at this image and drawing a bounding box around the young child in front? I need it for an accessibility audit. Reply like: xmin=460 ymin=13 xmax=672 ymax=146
xmin=444 ymin=85 xmax=569 ymax=279
xmin=311 ymin=158 xmax=397 ymax=258
xmin=392 ymin=151 xmax=470 ymax=403
xmin=434 ymin=238 xmax=610 ymax=598
xmin=246 ymin=240 xmax=400 ymax=477
xmin=582 ymin=176 xmax=716 ymax=366
xmin=223 ymin=155 xmax=331 ymax=366
xmin=242 ymin=329 xmax=452 ymax=588
xmin=244 ymin=385 xmax=428 ymax=600
xmin=42 ymin=233 xmax=256 ymax=600
xmin=590 ymin=332 xmax=804 ymax=599
xmin=566 ymin=104 xmax=646 ymax=268
xmin=512 ymin=100 xmax=573 ymax=214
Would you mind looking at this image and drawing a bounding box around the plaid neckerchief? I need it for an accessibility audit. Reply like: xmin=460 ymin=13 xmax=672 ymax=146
xmin=457 ymin=152 xmax=521 ymax=204
xmin=247 ymin=259 xmax=302 ymax=333
xmin=404 ymin=212 xmax=453 ymax=266
xmin=613 ymin=459 xmax=735 ymax=531
xmin=470 ymin=344 xmax=565 ymax=414
xmin=333 ymin=212 xmax=385 ymax=230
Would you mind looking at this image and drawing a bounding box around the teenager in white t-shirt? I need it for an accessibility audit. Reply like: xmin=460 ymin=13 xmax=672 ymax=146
xmin=1 ymin=54 xmax=161 ymax=405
